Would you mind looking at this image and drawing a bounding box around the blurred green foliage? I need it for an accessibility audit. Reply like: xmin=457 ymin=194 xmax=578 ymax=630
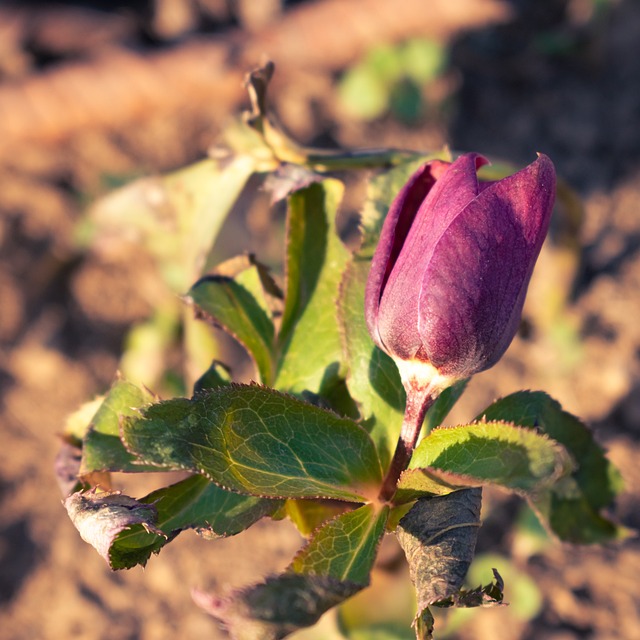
xmin=338 ymin=39 xmax=447 ymax=123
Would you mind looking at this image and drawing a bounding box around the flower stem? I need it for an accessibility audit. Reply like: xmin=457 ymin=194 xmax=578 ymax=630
xmin=378 ymin=384 xmax=438 ymax=503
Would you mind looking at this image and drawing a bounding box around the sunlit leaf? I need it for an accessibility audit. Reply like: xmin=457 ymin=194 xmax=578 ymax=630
xmin=401 ymin=39 xmax=446 ymax=84
xmin=81 ymin=378 xmax=159 ymax=475
xmin=276 ymin=180 xmax=351 ymax=395
xmin=291 ymin=504 xmax=389 ymax=584
xmin=64 ymin=395 xmax=105 ymax=441
xmin=189 ymin=268 xmax=276 ymax=386
xmin=423 ymin=380 xmax=468 ymax=433
xmin=338 ymin=64 xmax=389 ymax=121
xmin=479 ymin=391 xmax=626 ymax=542
xmin=193 ymin=360 xmax=232 ymax=394
xmin=395 ymin=468 xmax=458 ymax=503
xmin=122 ymin=384 xmax=382 ymax=501
xmin=409 ymin=422 xmax=574 ymax=494
xmin=285 ymin=499 xmax=352 ymax=538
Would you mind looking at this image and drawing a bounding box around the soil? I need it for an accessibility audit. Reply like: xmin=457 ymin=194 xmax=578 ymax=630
xmin=1 ymin=1 xmax=639 ymax=639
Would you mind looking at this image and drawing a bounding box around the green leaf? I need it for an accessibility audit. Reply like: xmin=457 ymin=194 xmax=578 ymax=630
xmin=423 ymin=379 xmax=468 ymax=433
xmin=478 ymin=391 xmax=625 ymax=542
xmin=193 ymin=360 xmax=232 ymax=394
xmin=122 ymin=384 xmax=382 ymax=501
xmin=396 ymin=489 xmax=482 ymax=614
xmin=291 ymin=504 xmax=389 ymax=584
xmin=81 ymin=378 xmax=160 ymax=475
xmin=285 ymin=499 xmax=352 ymax=538
xmin=409 ymin=422 xmax=574 ymax=494
xmin=189 ymin=267 xmax=276 ymax=386
xmin=395 ymin=468 xmax=458 ymax=503
xmin=414 ymin=608 xmax=435 ymax=640
xmin=88 ymin=156 xmax=256 ymax=292
xmin=111 ymin=475 xmax=281 ymax=569
xmin=64 ymin=395 xmax=106 ymax=442
xmin=338 ymin=257 xmax=405 ymax=470
xmin=275 ymin=180 xmax=351 ymax=394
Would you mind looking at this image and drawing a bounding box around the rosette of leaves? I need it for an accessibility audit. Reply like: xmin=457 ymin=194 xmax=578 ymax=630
xmin=58 ymin=65 xmax=625 ymax=640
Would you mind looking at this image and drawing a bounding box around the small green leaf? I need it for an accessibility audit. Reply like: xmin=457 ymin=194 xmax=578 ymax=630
xmin=478 ymin=391 xmax=625 ymax=542
xmin=189 ymin=270 xmax=276 ymax=386
xmin=193 ymin=360 xmax=232 ymax=394
xmin=423 ymin=380 xmax=468 ymax=433
xmin=275 ymin=180 xmax=351 ymax=394
xmin=285 ymin=499 xmax=352 ymax=538
xmin=291 ymin=504 xmax=389 ymax=584
xmin=395 ymin=468 xmax=458 ymax=503
xmin=64 ymin=395 xmax=106 ymax=442
xmin=122 ymin=384 xmax=382 ymax=501
xmin=415 ymin=608 xmax=435 ymax=640
xmin=409 ymin=422 xmax=574 ymax=494
xmin=81 ymin=378 xmax=159 ymax=475
xmin=111 ymin=475 xmax=281 ymax=569
xmin=396 ymin=489 xmax=482 ymax=613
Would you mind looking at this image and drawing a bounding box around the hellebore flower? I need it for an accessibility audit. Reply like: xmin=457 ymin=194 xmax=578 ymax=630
xmin=365 ymin=152 xmax=556 ymax=393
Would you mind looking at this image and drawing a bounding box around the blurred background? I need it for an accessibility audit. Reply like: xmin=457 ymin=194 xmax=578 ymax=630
xmin=1 ymin=0 xmax=639 ymax=638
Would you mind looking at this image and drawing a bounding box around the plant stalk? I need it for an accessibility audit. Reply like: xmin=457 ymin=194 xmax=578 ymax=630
xmin=378 ymin=384 xmax=438 ymax=503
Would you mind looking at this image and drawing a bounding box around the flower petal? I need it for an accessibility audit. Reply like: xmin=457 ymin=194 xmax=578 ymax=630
xmin=364 ymin=160 xmax=448 ymax=351
xmin=375 ymin=154 xmax=488 ymax=360
xmin=418 ymin=154 xmax=556 ymax=376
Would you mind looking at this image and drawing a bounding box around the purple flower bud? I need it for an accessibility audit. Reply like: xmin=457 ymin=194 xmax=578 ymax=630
xmin=365 ymin=152 xmax=556 ymax=389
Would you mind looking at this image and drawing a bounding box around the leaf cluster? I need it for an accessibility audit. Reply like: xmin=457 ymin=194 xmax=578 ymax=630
xmin=58 ymin=66 xmax=625 ymax=640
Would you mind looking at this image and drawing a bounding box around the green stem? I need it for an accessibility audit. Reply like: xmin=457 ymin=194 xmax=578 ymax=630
xmin=378 ymin=384 xmax=438 ymax=503
xmin=261 ymin=118 xmax=424 ymax=171
xmin=244 ymin=61 xmax=428 ymax=172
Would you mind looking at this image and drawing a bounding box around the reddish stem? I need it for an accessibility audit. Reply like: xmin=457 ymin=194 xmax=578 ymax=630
xmin=378 ymin=383 xmax=437 ymax=503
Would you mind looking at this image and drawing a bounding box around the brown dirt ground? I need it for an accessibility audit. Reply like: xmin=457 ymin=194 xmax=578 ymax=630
xmin=1 ymin=1 xmax=640 ymax=639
